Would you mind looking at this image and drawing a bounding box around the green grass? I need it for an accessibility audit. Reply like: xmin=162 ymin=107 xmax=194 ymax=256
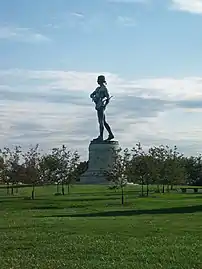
xmin=1 ymin=185 xmax=202 ymax=269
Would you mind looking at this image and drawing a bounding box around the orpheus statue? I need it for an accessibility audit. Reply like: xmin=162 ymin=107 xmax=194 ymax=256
xmin=90 ymin=75 xmax=114 ymax=142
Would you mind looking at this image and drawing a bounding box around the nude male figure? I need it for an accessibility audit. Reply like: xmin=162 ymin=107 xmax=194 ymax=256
xmin=90 ymin=75 xmax=114 ymax=142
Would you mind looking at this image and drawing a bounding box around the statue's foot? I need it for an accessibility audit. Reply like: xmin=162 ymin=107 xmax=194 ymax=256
xmin=93 ymin=136 xmax=103 ymax=142
xmin=105 ymin=134 xmax=114 ymax=141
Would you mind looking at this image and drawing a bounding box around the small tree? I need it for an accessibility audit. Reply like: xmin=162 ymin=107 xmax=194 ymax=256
xmin=39 ymin=153 xmax=60 ymax=191
xmin=72 ymin=161 xmax=88 ymax=182
xmin=131 ymin=143 xmax=148 ymax=196
xmin=51 ymin=146 xmax=69 ymax=195
xmin=66 ymin=151 xmax=80 ymax=194
xmin=51 ymin=146 xmax=80 ymax=195
xmin=148 ymin=145 xmax=185 ymax=193
xmin=165 ymin=145 xmax=185 ymax=190
xmin=0 ymin=146 xmax=22 ymax=195
xmin=184 ymin=155 xmax=202 ymax=186
xmin=0 ymin=150 xmax=10 ymax=194
xmin=22 ymin=144 xmax=40 ymax=199
xmin=105 ymin=147 xmax=131 ymax=205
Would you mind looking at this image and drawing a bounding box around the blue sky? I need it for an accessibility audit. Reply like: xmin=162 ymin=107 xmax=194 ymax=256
xmin=1 ymin=0 xmax=202 ymax=158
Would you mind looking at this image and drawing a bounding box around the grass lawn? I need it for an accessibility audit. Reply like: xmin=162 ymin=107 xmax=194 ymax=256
xmin=0 ymin=185 xmax=202 ymax=269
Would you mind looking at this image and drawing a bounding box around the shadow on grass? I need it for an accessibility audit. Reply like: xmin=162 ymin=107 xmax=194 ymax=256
xmin=0 ymin=197 xmax=120 ymax=211
xmin=30 ymin=206 xmax=66 ymax=210
xmin=0 ymin=196 xmax=120 ymax=204
xmin=39 ymin=196 xmax=121 ymax=203
xmin=31 ymin=204 xmax=89 ymax=210
xmin=179 ymin=195 xmax=202 ymax=198
xmin=39 ymin=205 xmax=202 ymax=218
xmin=74 ymin=190 xmax=140 ymax=196
xmin=71 ymin=192 xmax=121 ymax=197
xmin=0 ymin=196 xmax=24 ymax=200
xmin=63 ymin=197 xmax=120 ymax=202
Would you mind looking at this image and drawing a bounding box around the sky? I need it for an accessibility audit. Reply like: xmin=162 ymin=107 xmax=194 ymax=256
xmin=1 ymin=0 xmax=202 ymax=159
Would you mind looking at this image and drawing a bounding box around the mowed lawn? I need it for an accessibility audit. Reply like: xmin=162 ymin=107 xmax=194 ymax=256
xmin=1 ymin=185 xmax=202 ymax=269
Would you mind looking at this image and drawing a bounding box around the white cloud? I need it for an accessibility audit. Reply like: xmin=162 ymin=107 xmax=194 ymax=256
xmin=1 ymin=69 xmax=202 ymax=158
xmin=50 ymin=9 xmax=138 ymax=32
xmin=0 ymin=25 xmax=50 ymax=43
xmin=117 ymin=16 xmax=136 ymax=26
xmin=170 ymin=0 xmax=202 ymax=14
xmin=129 ymin=77 xmax=202 ymax=100
xmin=70 ymin=12 xmax=84 ymax=18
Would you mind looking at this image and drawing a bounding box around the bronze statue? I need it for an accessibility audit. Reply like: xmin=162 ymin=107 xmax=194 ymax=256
xmin=90 ymin=75 xmax=114 ymax=142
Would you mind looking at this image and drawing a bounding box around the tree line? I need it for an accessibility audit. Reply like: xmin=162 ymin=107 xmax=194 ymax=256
xmin=0 ymin=144 xmax=87 ymax=198
xmin=106 ymin=143 xmax=202 ymax=192
xmin=0 ymin=142 xmax=202 ymax=199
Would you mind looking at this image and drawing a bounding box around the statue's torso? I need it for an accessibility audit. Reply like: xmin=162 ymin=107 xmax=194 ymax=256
xmin=93 ymin=86 xmax=109 ymax=110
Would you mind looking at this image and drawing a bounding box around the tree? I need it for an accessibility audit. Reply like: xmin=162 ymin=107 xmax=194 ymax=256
xmin=22 ymin=144 xmax=40 ymax=199
xmin=147 ymin=146 xmax=162 ymax=193
xmin=64 ymin=150 xmax=80 ymax=194
xmin=131 ymin=143 xmax=149 ymax=196
xmin=72 ymin=161 xmax=88 ymax=182
xmin=105 ymin=147 xmax=131 ymax=205
xmin=165 ymin=145 xmax=185 ymax=190
xmin=147 ymin=145 xmax=185 ymax=193
xmin=39 ymin=153 xmax=60 ymax=192
xmin=0 ymin=146 xmax=22 ymax=195
xmin=0 ymin=150 xmax=10 ymax=194
xmin=184 ymin=155 xmax=202 ymax=186
xmin=50 ymin=145 xmax=80 ymax=195
xmin=129 ymin=144 xmax=186 ymax=195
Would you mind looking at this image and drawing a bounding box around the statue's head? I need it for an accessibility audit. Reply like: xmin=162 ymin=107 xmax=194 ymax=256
xmin=97 ymin=75 xmax=107 ymax=85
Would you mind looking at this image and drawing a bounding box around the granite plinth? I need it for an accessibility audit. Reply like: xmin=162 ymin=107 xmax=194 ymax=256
xmin=80 ymin=140 xmax=119 ymax=184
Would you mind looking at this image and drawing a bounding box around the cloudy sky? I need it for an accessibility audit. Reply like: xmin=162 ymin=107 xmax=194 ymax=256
xmin=1 ymin=0 xmax=202 ymax=159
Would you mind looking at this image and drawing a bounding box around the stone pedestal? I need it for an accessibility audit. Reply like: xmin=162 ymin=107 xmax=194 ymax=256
xmin=80 ymin=140 xmax=119 ymax=184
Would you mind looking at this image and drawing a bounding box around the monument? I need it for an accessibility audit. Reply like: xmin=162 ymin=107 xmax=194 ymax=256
xmin=80 ymin=75 xmax=119 ymax=184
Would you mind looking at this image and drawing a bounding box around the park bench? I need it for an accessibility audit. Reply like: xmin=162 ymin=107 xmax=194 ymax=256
xmin=180 ymin=187 xmax=199 ymax=193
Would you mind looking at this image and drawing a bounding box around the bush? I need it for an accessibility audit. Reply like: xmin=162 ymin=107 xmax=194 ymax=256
xmin=54 ymin=192 xmax=62 ymax=196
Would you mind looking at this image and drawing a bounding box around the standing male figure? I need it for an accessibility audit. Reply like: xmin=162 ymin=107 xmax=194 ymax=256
xmin=90 ymin=75 xmax=114 ymax=142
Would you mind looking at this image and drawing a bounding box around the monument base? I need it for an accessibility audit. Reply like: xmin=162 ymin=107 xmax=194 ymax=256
xmin=79 ymin=171 xmax=108 ymax=184
xmin=80 ymin=140 xmax=119 ymax=184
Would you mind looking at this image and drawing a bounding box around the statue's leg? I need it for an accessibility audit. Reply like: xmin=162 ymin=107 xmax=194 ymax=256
xmin=103 ymin=114 xmax=114 ymax=140
xmin=96 ymin=109 xmax=104 ymax=140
